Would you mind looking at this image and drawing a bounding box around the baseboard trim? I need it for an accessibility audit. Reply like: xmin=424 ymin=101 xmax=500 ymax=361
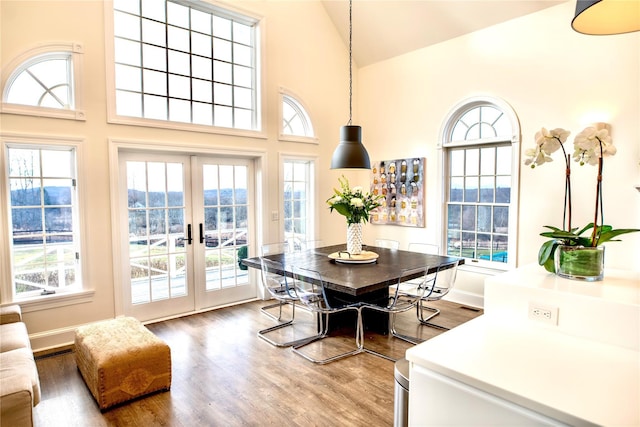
xmin=443 ymin=289 xmax=484 ymax=309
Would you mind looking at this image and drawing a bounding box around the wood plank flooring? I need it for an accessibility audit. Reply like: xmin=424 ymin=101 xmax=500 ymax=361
xmin=32 ymin=299 xmax=482 ymax=427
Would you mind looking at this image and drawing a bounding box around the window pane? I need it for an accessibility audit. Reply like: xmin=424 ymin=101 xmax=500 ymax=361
xmin=143 ymin=69 xmax=167 ymax=96
xmin=192 ymin=32 xmax=212 ymax=58
xmin=480 ymin=147 xmax=495 ymax=175
xmin=168 ymin=50 xmax=190 ymax=75
xmin=192 ymin=80 xmax=212 ymax=103
xmin=191 ymin=9 xmax=212 ymax=34
xmin=493 ymin=206 xmax=509 ymax=233
xmin=10 ymin=179 xmax=41 ymax=206
xmin=213 ymin=38 xmax=232 ymax=61
xmin=169 ymin=74 xmax=190 ymax=99
xmin=43 ymin=179 xmax=72 ymax=205
xmin=116 ymin=90 xmax=142 ymax=117
xmin=496 ymin=176 xmax=511 ymax=203
xmin=142 ymin=18 xmax=166 ymax=46
xmin=114 ymin=11 xmax=141 ymax=40
xmin=116 ymin=64 xmax=142 ymax=92
xmin=480 ymin=176 xmax=494 ymax=203
xmin=496 ymin=146 xmax=512 ymax=175
xmin=464 ymin=176 xmax=478 ymax=203
xmin=465 ymin=148 xmax=479 ymax=175
xmin=450 ymin=150 xmax=464 ymax=176
xmin=214 ymin=83 xmax=232 ymax=105
xmin=143 ymin=94 xmax=167 ymax=120
xmin=447 ymin=204 xmax=461 ymax=230
xmin=462 ymin=205 xmax=476 ymax=231
xmin=450 ymin=177 xmax=463 ymax=202
xmin=167 ymin=2 xmax=189 ymax=28
xmin=142 ymin=44 xmax=167 ymax=71
xmin=478 ymin=206 xmax=491 ymax=233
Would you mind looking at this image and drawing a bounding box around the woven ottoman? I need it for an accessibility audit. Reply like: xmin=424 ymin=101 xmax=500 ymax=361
xmin=74 ymin=317 xmax=171 ymax=411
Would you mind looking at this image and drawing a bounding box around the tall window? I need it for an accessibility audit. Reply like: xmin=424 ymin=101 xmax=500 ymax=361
xmin=442 ymin=97 xmax=520 ymax=269
xmin=1 ymin=43 xmax=84 ymax=120
xmin=5 ymin=144 xmax=82 ymax=298
xmin=112 ymin=0 xmax=258 ymax=130
xmin=283 ymin=159 xmax=315 ymax=247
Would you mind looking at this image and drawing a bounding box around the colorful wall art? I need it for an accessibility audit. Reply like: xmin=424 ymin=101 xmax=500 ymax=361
xmin=370 ymin=158 xmax=425 ymax=227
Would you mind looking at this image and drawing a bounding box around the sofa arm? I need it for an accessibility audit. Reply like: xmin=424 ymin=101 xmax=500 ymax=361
xmin=0 ymin=305 xmax=22 ymax=324
xmin=0 ymin=373 xmax=34 ymax=427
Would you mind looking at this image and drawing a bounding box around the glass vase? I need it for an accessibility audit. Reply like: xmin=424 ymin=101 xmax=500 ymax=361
xmin=554 ymin=245 xmax=605 ymax=281
xmin=346 ymin=223 xmax=363 ymax=255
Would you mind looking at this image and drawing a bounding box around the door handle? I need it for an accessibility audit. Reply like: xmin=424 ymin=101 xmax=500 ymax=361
xmin=187 ymin=224 xmax=193 ymax=245
xmin=199 ymin=223 xmax=204 ymax=244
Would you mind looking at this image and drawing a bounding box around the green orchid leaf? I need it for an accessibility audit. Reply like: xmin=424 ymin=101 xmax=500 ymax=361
xmin=596 ymin=228 xmax=640 ymax=245
xmin=538 ymin=240 xmax=559 ymax=273
xmin=538 ymin=240 xmax=557 ymax=265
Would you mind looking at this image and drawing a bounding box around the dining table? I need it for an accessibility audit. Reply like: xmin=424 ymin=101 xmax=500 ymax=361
xmin=241 ymin=244 xmax=464 ymax=333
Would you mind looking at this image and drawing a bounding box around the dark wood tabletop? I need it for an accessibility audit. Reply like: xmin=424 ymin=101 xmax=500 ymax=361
xmin=241 ymin=244 xmax=464 ymax=296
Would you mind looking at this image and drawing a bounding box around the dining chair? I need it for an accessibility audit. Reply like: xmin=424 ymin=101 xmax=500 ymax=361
xmin=374 ymin=238 xmax=400 ymax=250
xmin=360 ymin=266 xmax=431 ymax=360
xmin=259 ymin=242 xmax=294 ymax=323
xmin=257 ymin=257 xmax=322 ymax=347
xmin=290 ymin=266 xmax=365 ymax=364
xmin=416 ymin=260 xmax=460 ymax=330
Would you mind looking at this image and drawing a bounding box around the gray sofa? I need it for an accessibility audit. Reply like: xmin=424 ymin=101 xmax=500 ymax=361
xmin=0 ymin=305 xmax=41 ymax=426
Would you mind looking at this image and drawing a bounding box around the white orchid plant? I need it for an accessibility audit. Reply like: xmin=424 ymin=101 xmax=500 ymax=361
xmin=525 ymin=126 xmax=639 ymax=272
xmin=327 ymin=175 xmax=383 ymax=225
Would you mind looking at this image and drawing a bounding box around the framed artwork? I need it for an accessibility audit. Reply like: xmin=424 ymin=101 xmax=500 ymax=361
xmin=370 ymin=157 xmax=425 ymax=227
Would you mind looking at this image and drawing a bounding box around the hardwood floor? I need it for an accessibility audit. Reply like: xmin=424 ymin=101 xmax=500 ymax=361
xmin=33 ymin=299 xmax=482 ymax=427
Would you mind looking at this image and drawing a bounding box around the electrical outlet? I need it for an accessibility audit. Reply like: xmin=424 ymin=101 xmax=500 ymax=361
xmin=528 ymin=302 xmax=559 ymax=326
xmin=271 ymin=211 xmax=279 ymax=221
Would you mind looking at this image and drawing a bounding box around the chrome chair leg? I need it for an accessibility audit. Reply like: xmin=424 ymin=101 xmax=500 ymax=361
xmin=292 ymin=309 xmax=364 ymax=364
xmin=417 ymin=300 xmax=449 ymax=330
xmin=260 ymin=300 xmax=288 ymax=321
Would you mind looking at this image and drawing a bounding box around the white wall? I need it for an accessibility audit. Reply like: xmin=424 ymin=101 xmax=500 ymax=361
xmin=357 ymin=1 xmax=640 ymax=301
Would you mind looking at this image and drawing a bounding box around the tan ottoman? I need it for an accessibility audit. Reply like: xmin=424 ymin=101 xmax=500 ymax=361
xmin=74 ymin=317 xmax=171 ymax=411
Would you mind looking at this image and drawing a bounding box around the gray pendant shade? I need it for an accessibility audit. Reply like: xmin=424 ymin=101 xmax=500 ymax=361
xmin=331 ymin=125 xmax=371 ymax=169
xmin=571 ymin=0 xmax=640 ymax=35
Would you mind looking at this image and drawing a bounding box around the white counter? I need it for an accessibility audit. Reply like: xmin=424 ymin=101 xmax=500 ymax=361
xmin=406 ymin=265 xmax=640 ymax=426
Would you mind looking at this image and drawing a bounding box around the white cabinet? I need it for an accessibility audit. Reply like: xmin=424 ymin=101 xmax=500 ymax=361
xmin=406 ymin=265 xmax=640 ymax=426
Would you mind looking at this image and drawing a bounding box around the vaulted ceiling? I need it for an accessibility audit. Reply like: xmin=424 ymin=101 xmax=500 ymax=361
xmin=321 ymin=0 xmax=568 ymax=67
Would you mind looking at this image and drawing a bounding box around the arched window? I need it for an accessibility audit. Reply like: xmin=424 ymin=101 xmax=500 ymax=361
xmin=279 ymin=89 xmax=317 ymax=143
xmin=440 ymin=96 xmax=520 ymax=270
xmin=1 ymin=43 xmax=84 ymax=120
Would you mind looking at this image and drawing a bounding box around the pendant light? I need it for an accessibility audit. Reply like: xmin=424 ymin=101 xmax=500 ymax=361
xmin=331 ymin=0 xmax=371 ymax=169
xmin=571 ymin=0 xmax=640 ymax=35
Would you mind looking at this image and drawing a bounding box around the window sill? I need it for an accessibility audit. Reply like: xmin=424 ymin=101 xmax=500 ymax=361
xmin=14 ymin=289 xmax=95 ymax=314
xmin=1 ymin=103 xmax=86 ymax=121
xmin=459 ymin=261 xmax=510 ymax=276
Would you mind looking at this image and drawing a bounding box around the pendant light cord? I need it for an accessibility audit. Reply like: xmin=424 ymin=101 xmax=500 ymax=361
xmin=348 ymin=0 xmax=353 ymax=125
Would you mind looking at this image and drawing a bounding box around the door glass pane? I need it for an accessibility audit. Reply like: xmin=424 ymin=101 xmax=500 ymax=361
xmin=127 ymin=161 xmax=186 ymax=304
xmin=202 ymin=162 xmax=250 ymax=291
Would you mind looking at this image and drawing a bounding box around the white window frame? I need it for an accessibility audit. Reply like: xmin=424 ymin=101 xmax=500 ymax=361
xmin=0 ymin=43 xmax=85 ymax=121
xmin=104 ymin=0 xmax=266 ymax=139
xmin=279 ymin=153 xmax=318 ymax=246
xmin=438 ymin=96 xmax=520 ymax=272
xmin=278 ymin=87 xmax=318 ymax=144
xmin=0 ymin=133 xmax=92 ymax=311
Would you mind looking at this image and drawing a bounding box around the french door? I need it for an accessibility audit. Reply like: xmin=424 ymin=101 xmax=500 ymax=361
xmin=118 ymin=152 xmax=255 ymax=321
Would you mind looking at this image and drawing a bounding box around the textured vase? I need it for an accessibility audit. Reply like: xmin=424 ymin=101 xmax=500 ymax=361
xmin=346 ymin=223 xmax=363 ymax=255
xmin=554 ymin=245 xmax=605 ymax=281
